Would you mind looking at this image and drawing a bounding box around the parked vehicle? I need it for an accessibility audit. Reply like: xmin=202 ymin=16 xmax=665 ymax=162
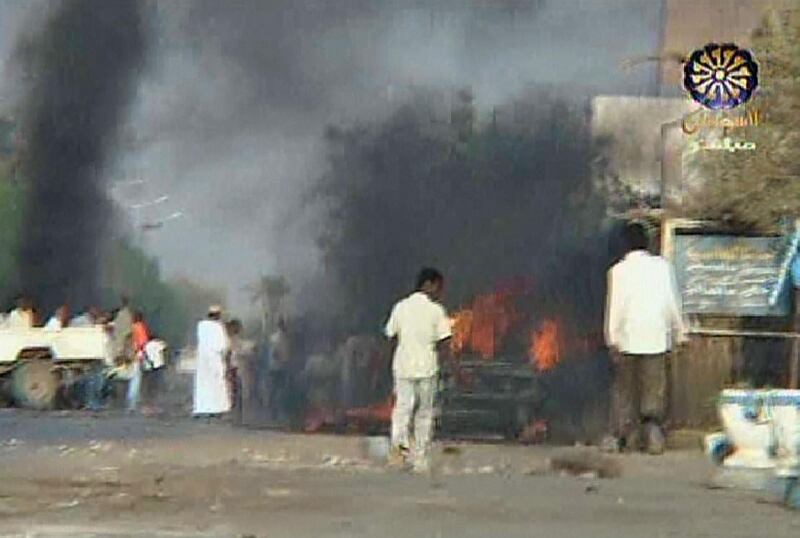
xmin=0 ymin=327 xmax=111 ymax=409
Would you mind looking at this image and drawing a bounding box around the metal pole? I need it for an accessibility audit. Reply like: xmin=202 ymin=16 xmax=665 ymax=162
xmin=791 ymin=289 xmax=800 ymax=388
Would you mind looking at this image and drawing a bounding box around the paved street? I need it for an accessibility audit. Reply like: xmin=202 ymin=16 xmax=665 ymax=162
xmin=0 ymin=411 xmax=797 ymax=537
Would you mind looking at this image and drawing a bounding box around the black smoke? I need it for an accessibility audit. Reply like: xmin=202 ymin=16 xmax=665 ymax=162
xmin=116 ymin=0 xmax=660 ymax=310
xmin=15 ymin=0 xmax=149 ymax=311
xmin=308 ymin=88 xmax=619 ymax=442
xmin=312 ymin=88 xmax=609 ymax=334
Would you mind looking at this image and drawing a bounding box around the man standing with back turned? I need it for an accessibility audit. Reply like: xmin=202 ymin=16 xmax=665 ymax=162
xmin=194 ymin=305 xmax=231 ymax=418
xmin=112 ymin=295 xmax=133 ymax=364
xmin=385 ymin=268 xmax=452 ymax=472
xmin=604 ymin=222 xmax=687 ymax=454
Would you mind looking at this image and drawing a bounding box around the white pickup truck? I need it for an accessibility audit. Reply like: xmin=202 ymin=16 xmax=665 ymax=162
xmin=0 ymin=327 xmax=112 ymax=409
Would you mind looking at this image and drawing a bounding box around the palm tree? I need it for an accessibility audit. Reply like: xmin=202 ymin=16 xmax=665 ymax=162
xmin=245 ymin=275 xmax=290 ymax=337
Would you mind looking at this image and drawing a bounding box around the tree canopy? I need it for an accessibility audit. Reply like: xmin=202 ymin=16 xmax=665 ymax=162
xmin=103 ymin=240 xmax=223 ymax=347
xmin=688 ymin=8 xmax=800 ymax=230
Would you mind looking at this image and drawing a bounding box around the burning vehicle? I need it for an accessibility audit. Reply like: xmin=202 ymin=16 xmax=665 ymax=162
xmin=440 ymin=281 xmax=558 ymax=440
xmin=315 ymin=278 xmax=606 ymax=442
xmin=419 ymin=283 xmax=533 ymax=439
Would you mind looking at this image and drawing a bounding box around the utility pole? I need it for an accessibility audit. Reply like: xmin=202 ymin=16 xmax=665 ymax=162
xmin=791 ymin=288 xmax=800 ymax=389
xmin=128 ymin=195 xmax=169 ymax=248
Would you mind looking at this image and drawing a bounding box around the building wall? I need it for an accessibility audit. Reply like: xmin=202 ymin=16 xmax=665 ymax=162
xmin=660 ymin=0 xmax=792 ymax=420
xmin=595 ymin=1 xmax=797 ymax=428
xmin=591 ymin=95 xmax=696 ymax=209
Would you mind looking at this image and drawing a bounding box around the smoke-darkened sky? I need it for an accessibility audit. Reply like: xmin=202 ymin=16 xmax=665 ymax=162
xmin=16 ymin=0 xmax=148 ymax=311
xmin=0 ymin=0 xmax=662 ymax=314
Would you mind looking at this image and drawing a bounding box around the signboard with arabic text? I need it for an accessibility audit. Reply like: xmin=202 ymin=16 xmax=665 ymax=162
xmin=672 ymin=233 xmax=792 ymax=316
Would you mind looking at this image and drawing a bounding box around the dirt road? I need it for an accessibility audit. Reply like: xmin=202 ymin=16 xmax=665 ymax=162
xmin=0 ymin=410 xmax=797 ymax=537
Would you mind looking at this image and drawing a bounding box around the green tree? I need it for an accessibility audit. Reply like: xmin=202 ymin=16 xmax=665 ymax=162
xmin=103 ymin=240 xmax=223 ymax=348
xmin=0 ymin=181 xmax=23 ymax=302
xmin=0 ymin=132 xmax=24 ymax=302
xmin=0 ymin=115 xmax=218 ymax=335
xmin=246 ymin=275 xmax=290 ymax=336
xmin=167 ymin=276 xmax=225 ymax=345
xmin=689 ymin=8 xmax=800 ymax=230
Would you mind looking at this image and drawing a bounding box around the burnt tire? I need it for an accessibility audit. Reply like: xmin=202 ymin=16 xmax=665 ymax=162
xmin=11 ymin=361 xmax=58 ymax=410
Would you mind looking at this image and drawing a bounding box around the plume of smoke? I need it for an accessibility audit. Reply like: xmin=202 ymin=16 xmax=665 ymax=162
xmin=14 ymin=0 xmax=149 ymax=311
xmin=310 ymin=87 xmax=609 ymax=333
xmin=306 ymin=87 xmax=624 ymax=441
xmin=117 ymin=0 xmax=659 ymax=313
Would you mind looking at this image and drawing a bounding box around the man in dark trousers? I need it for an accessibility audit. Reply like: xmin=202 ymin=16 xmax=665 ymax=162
xmin=267 ymin=318 xmax=290 ymax=422
xmin=604 ymin=222 xmax=687 ymax=454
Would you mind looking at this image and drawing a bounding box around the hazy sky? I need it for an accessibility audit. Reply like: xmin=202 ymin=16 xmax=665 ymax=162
xmin=0 ymin=0 xmax=662 ymax=314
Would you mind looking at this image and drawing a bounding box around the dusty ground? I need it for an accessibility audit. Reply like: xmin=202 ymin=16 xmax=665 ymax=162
xmin=0 ymin=410 xmax=797 ymax=537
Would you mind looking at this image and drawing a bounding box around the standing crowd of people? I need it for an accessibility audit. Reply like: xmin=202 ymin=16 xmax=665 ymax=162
xmin=1 ymin=294 xmax=167 ymax=412
xmin=192 ymin=305 xmax=289 ymax=425
xmin=0 ymin=220 xmax=686 ymax=470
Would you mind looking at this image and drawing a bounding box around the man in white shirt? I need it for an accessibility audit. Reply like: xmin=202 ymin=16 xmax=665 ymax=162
xmin=71 ymin=306 xmax=101 ymax=327
xmin=384 ymin=268 xmax=452 ymax=472
xmin=44 ymin=304 xmax=71 ymax=331
xmin=604 ymin=222 xmax=687 ymax=454
xmin=7 ymin=296 xmax=34 ymax=329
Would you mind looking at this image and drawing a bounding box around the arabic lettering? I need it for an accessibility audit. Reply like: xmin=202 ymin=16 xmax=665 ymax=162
xmin=687 ymin=245 xmax=774 ymax=262
xmin=682 ymin=108 xmax=761 ymax=135
xmin=676 ymin=235 xmax=790 ymax=315
xmin=689 ymin=137 xmax=757 ymax=153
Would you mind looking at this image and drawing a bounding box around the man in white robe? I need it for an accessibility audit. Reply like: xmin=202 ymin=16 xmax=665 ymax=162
xmin=193 ymin=305 xmax=231 ymax=416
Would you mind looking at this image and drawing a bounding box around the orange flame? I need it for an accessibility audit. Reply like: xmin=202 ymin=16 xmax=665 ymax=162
xmin=450 ymin=309 xmax=473 ymax=355
xmin=450 ymin=288 xmax=522 ymax=359
xmin=529 ymin=319 xmax=561 ymax=371
xmin=345 ymin=394 xmax=394 ymax=424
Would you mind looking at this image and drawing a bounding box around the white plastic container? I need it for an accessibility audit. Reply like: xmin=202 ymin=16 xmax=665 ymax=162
xmin=765 ymin=390 xmax=800 ymax=477
xmin=718 ymin=389 xmax=800 ymax=476
xmin=362 ymin=436 xmax=390 ymax=463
